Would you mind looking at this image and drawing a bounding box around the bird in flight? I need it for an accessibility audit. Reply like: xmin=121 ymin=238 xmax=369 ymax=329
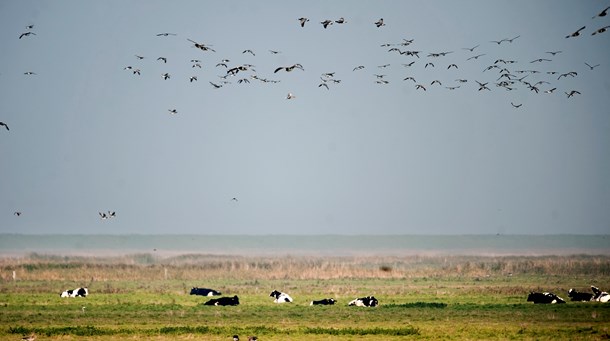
xmin=545 ymin=51 xmax=562 ymax=56
xmin=156 ymin=32 xmax=176 ymax=36
xmin=187 ymin=39 xmax=215 ymax=52
xmin=168 ymin=109 xmax=177 ymax=114
xmin=565 ymin=90 xmax=581 ymax=98
xmin=511 ymin=102 xmax=522 ymax=108
xmin=566 ymin=26 xmax=586 ymax=38
xmin=592 ymin=26 xmax=610 ymax=35
xmin=157 ymin=57 xmax=167 ymax=63
xmin=19 ymin=32 xmax=36 ymax=39
xmin=467 ymin=54 xmax=485 ymax=61
xmin=0 ymin=122 xmax=8 ymax=131
xmin=462 ymin=44 xmax=480 ymax=52
xmin=274 ymin=64 xmax=304 ymax=73
xmin=585 ymin=62 xmax=600 ymax=70
xmin=353 ymin=65 xmax=365 ymax=71
xmin=161 ymin=73 xmax=171 ymax=80
xmin=14 ymin=211 xmax=22 ymax=216
xmin=286 ymin=92 xmax=296 ymax=99
xmin=297 ymin=17 xmax=309 ymax=27
xmin=321 ymin=19 xmax=333 ymax=29
xmin=592 ymin=6 xmax=610 ymax=19
xmin=374 ymin=18 xmax=385 ymax=27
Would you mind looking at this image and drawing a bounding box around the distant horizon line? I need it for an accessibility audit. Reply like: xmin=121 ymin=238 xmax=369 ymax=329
xmin=1 ymin=233 xmax=608 ymax=236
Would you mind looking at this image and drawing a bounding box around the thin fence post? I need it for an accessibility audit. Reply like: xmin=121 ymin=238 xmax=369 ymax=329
xmin=12 ymin=271 xmax=16 ymax=281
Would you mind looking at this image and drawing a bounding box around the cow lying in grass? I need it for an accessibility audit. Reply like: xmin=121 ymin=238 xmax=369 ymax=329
xmin=190 ymin=287 xmax=221 ymax=296
xmin=310 ymin=298 xmax=336 ymax=305
xmin=592 ymin=286 xmax=610 ymax=303
xmin=567 ymin=288 xmax=594 ymax=302
xmin=270 ymin=290 xmax=293 ymax=303
xmin=527 ymin=292 xmax=565 ymax=304
xmin=203 ymin=295 xmax=240 ymax=306
xmin=60 ymin=287 xmax=88 ymax=298
xmin=348 ymin=296 xmax=378 ymax=307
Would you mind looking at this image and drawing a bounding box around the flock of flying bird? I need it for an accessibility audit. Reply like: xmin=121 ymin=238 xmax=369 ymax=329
xmin=109 ymin=8 xmax=608 ymax=115
xmin=3 ymin=5 xmax=609 ymax=221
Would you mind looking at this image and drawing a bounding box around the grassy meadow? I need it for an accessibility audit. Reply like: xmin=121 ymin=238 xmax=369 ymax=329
xmin=1 ymin=253 xmax=610 ymax=340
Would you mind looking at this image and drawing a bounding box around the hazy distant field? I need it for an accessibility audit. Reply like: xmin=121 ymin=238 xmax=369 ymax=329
xmin=1 ymin=234 xmax=609 ymax=256
xmin=1 ymin=252 xmax=610 ymax=340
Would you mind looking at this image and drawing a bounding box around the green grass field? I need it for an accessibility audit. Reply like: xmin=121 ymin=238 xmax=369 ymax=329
xmin=1 ymin=254 xmax=609 ymax=340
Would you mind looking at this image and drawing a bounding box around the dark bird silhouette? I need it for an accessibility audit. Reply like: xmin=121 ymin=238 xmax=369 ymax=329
xmin=462 ymin=44 xmax=480 ymax=52
xmin=19 ymin=32 xmax=36 ymax=39
xmin=23 ymin=71 xmax=36 ymax=75
xmin=374 ymin=18 xmax=385 ymax=27
xmin=505 ymin=35 xmax=520 ymax=43
xmin=298 ymin=17 xmax=309 ymax=27
xmin=585 ymin=62 xmax=600 ymax=70
xmin=335 ymin=17 xmax=346 ymax=24
xmin=467 ymin=54 xmax=486 ymax=60
xmin=189 ymin=76 xmax=197 ymax=82
xmin=546 ymin=51 xmax=562 ymax=56
xmin=161 ymin=73 xmax=170 ymax=80
xmin=321 ymin=20 xmax=333 ymax=29
xmin=565 ymin=90 xmax=581 ymax=98
xmin=209 ymin=82 xmax=222 ymax=89
xmin=242 ymin=49 xmax=255 ymax=56
xmin=0 ymin=122 xmax=8 ymax=131
xmin=274 ymin=64 xmax=304 ymax=73
xmin=447 ymin=64 xmax=458 ymax=69
xmin=187 ymin=39 xmax=215 ymax=52
xmin=566 ymin=26 xmax=586 ymax=38
xmin=156 ymin=32 xmax=176 ymax=36
xmin=157 ymin=57 xmax=167 ymax=63
xmin=415 ymin=84 xmax=426 ymax=91
xmin=511 ymin=102 xmax=522 ymax=108
xmin=476 ymin=80 xmax=490 ymax=91
xmin=592 ymin=26 xmax=610 ymax=35
xmin=135 ymin=55 xmax=145 ymax=60
xmin=353 ymin=65 xmax=365 ymax=71
xmin=530 ymin=58 xmax=552 ymax=63
xmin=593 ymin=6 xmax=610 ymax=19
xmin=168 ymin=109 xmax=177 ymax=114
xmin=14 ymin=211 xmax=22 ymax=216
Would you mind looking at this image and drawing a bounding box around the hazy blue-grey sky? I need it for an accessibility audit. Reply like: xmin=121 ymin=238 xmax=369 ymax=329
xmin=1 ymin=1 xmax=609 ymax=235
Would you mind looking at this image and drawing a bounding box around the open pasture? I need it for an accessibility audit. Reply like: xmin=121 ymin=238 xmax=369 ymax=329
xmin=1 ymin=253 xmax=610 ymax=340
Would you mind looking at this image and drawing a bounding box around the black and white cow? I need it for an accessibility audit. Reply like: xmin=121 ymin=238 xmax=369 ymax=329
xmin=203 ymin=295 xmax=240 ymax=306
xmin=592 ymin=286 xmax=610 ymax=303
xmin=60 ymin=287 xmax=88 ymax=298
xmin=310 ymin=298 xmax=336 ymax=306
xmin=567 ymin=288 xmax=594 ymax=302
xmin=190 ymin=287 xmax=222 ymax=296
xmin=270 ymin=290 xmax=293 ymax=303
xmin=348 ymin=296 xmax=379 ymax=307
xmin=526 ymin=292 xmax=565 ymax=304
